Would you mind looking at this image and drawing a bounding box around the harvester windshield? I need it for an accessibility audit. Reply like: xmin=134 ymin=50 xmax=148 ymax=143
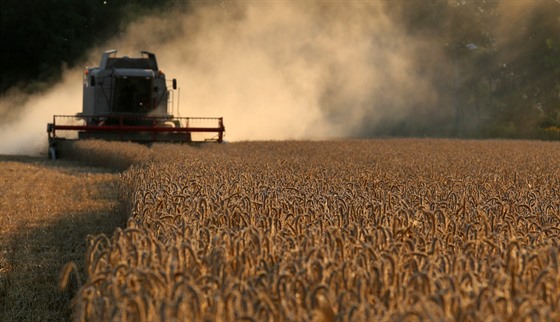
xmin=113 ymin=76 xmax=152 ymax=113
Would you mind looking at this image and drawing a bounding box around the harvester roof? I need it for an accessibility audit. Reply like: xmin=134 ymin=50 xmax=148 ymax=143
xmin=105 ymin=57 xmax=157 ymax=70
xmin=98 ymin=50 xmax=159 ymax=72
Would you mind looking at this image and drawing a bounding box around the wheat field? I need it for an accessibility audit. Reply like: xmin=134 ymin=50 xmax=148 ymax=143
xmin=57 ymin=139 xmax=559 ymax=322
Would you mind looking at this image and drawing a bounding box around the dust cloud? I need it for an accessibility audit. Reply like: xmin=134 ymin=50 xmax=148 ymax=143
xmin=1 ymin=1 xmax=447 ymax=156
xmin=0 ymin=70 xmax=82 ymax=156
xmin=114 ymin=1 xmax=445 ymax=140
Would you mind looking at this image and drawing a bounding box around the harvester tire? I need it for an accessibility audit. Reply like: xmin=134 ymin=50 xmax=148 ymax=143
xmin=48 ymin=147 xmax=57 ymax=160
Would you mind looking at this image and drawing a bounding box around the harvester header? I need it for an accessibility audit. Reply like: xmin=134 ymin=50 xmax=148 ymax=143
xmin=47 ymin=50 xmax=225 ymax=159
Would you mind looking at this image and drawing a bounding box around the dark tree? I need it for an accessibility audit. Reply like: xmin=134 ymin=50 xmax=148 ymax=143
xmin=0 ymin=0 xmax=178 ymax=93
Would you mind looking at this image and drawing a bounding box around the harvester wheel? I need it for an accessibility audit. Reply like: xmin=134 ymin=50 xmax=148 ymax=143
xmin=48 ymin=147 xmax=57 ymax=160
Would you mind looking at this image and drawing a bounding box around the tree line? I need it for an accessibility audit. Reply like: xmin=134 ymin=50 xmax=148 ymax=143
xmin=0 ymin=0 xmax=178 ymax=93
xmin=386 ymin=0 xmax=559 ymax=139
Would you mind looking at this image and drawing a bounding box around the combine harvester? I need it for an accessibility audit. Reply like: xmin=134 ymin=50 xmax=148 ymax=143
xmin=47 ymin=50 xmax=225 ymax=159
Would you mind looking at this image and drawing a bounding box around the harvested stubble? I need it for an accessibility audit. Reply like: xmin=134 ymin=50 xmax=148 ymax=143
xmin=0 ymin=156 xmax=121 ymax=321
xmin=74 ymin=139 xmax=560 ymax=321
xmin=60 ymin=140 xmax=154 ymax=170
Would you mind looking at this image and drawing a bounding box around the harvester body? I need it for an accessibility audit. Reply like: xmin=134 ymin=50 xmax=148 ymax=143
xmin=82 ymin=50 xmax=169 ymax=119
xmin=47 ymin=50 xmax=224 ymax=158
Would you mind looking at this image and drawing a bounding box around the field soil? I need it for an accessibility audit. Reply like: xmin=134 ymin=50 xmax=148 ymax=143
xmin=0 ymin=155 xmax=124 ymax=321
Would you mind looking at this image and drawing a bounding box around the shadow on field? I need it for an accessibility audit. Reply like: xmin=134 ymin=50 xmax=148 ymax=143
xmin=0 ymin=157 xmax=128 ymax=321
xmin=1 ymin=211 xmax=128 ymax=321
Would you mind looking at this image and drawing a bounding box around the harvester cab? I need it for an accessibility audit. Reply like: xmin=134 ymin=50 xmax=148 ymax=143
xmin=47 ymin=50 xmax=225 ymax=159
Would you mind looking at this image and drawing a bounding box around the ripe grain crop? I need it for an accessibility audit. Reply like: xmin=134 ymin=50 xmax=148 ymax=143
xmin=72 ymin=139 xmax=560 ymax=321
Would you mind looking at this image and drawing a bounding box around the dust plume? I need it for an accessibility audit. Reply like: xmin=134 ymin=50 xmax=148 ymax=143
xmin=107 ymin=1 xmax=446 ymax=140
xmin=0 ymin=1 xmax=449 ymax=155
xmin=0 ymin=70 xmax=82 ymax=156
